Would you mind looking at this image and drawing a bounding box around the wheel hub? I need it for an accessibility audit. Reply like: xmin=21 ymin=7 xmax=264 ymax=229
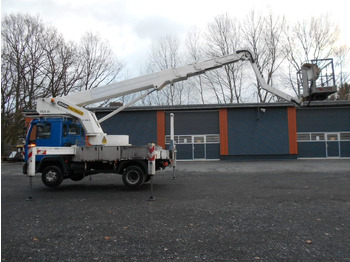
xmin=126 ymin=171 xmax=140 ymax=184
xmin=46 ymin=170 xmax=57 ymax=182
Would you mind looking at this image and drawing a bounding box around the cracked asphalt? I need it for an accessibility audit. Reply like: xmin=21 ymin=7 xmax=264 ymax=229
xmin=2 ymin=160 xmax=350 ymax=261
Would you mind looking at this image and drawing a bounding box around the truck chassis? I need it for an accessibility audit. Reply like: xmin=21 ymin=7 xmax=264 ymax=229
xmin=24 ymin=145 xmax=171 ymax=190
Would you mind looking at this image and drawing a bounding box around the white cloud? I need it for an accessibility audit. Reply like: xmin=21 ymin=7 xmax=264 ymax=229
xmin=2 ymin=0 xmax=349 ymax=75
xmin=133 ymin=16 xmax=186 ymax=40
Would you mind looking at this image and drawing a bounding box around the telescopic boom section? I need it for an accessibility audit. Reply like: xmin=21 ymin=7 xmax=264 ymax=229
xmin=61 ymin=50 xmax=256 ymax=106
xmin=35 ymin=49 xmax=301 ymax=143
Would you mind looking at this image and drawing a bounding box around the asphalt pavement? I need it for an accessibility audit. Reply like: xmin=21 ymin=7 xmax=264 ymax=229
xmin=2 ymin=159 xmax=350 ymax=261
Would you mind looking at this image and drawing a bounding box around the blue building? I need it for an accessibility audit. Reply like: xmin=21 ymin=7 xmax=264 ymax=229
xmin=94 ymin=101 xmax=350 ymax=160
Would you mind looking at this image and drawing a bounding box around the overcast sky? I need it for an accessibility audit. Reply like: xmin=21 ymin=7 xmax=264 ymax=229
xmin=2 ymin=0 xmax=349 ymax=76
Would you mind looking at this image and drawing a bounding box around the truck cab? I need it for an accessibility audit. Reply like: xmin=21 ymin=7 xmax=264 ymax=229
xmin=24 ymin=117 xmax=85 ymax=162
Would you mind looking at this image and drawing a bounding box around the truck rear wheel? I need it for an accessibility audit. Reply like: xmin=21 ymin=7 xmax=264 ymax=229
xmin=122 ymin=166 xmax=145 ymax=189
xmin=42 ymin=166 xmax=63 ymax=188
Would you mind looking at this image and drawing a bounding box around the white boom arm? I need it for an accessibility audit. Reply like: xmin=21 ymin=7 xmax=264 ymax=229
xmin=59 ymin=50 xmax=256 ymax=106
xmin=36 ymin=49 xmax=301 ymax=145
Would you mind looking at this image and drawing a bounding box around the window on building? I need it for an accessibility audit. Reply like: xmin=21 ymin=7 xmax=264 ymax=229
xmin=326 ymin=134 xmax=338 ymax=141
xmin=297 ymin=133 xmax=310 ymax=141
xmin=179 ymin=136 xmax=192 ymax=144
xmin=311 ymin=133 xmax=325 ymax=141
xmin=206 ymin=135 xmax=220 ymax=143
xmin=298 ymin=132 xmax=350 ymax=142
xmin=340 ymin=132 xmax=350 ymax=141
xmin=194 ymin=136 xmax=204 ymax=143
xmin=165 ymin=136 xmax=179 ymax=144
xmin=165 ymin=134 xmax=220 ymax=144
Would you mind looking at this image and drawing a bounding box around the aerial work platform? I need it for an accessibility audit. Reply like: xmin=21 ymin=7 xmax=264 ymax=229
xmin=298 ymin=58 xmax=337 ymax=101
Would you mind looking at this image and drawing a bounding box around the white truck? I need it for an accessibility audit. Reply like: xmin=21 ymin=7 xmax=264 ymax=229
xmin=23 ymin=49 xmax=333 ymax=191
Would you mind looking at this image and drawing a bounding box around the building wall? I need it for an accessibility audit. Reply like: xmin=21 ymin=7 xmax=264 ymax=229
xmin=97 ymin=111 xmax=157 ymax=145
xmin=94 ymin=102 xmax=350 ymax=160
xmin=222 ymin=106 xmax=295 ymax=160
xmin=297 ymin=107 xmax=350 ymax=132
xmin=95 ymin=105 xmax=296 ymax=160
xmin=164 ymin=111 xmax=220 ymax=160
xmin=165 ymin=111 xmax=219 ymax=135
xmin=296 ymin=107 xmax=350 ymax=158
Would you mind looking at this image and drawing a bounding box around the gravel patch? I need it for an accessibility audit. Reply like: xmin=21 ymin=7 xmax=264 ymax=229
xmin=2 ymin=160 xmax=350 ymax=261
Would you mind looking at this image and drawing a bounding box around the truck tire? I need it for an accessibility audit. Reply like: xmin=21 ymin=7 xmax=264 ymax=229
xmin=122 ymin=166 xmax=145 ymax=189
xmin=42 ymin=166 xmax=63 ymax=188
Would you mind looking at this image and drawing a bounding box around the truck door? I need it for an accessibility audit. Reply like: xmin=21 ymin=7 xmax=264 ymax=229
xmin=62 ymin=122 xmax=85 ymax=146
xmin=36 ymin=122 xmax=52 ymax=147
xmin=24 ymin=121 xmax=53 ymax=162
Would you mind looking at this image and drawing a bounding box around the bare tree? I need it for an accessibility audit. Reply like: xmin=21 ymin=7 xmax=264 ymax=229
xmin=2 ymin=14 xmax=43 ymax=111
xmin=59 ymin=41 xmax=84 ymax=96
xmin=185 ymin=27 xmax=206 ymax=104
xmin=328 ymin=83 xmax=350 ymax=100
xmin=205 ymin=13 xmax=244 ymax=104
xmin=284 ymin=14 xmax=340 ymax=96
xmin=333 ymin=45 xmax=349 ymax=86
xmin=147 ymin=35 xmax=187 ymax=106
xmin=78 ymin=32 xmax=125 ymax=91
xmin=242 ymin=10 xmax=287 ymax=102
xmin=1 ymin=14 xmax=47 ymax=151
xmin=1 ymin=57 xmax=15 ymax=115
xmin=1 ymin=14 xmax=126 ymax=153
xmin=40 ymin=27 xmax=82 ymax=98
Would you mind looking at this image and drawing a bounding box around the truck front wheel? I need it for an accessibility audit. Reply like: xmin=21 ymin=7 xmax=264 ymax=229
xmin=122 ymin=166 xmax=145 ymax=189
xmin=42 ymin=166 xmax=63 ymax=188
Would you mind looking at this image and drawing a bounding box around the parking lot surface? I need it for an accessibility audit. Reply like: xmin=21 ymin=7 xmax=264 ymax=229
xmin=2 ymin=160 xmax=350 ymax=261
